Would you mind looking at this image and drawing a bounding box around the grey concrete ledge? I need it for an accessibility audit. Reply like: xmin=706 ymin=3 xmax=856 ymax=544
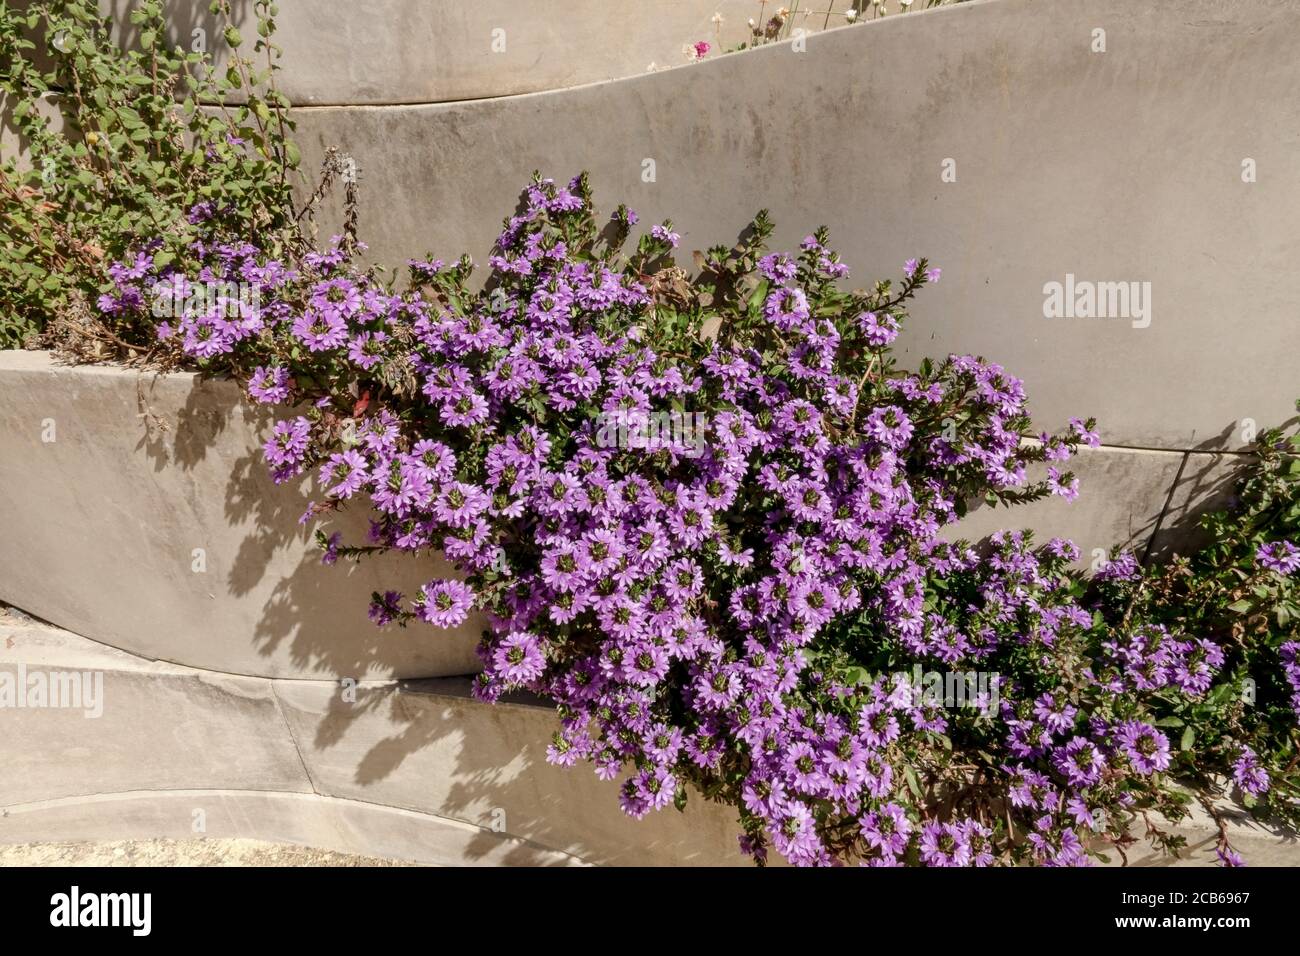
xmin=0 ymin=790 xmax=586 ymax=867
xmin=0 ymin=350 xmax=482 ymax=680
xmin=0 ymin=615 xmax=747 ymax=865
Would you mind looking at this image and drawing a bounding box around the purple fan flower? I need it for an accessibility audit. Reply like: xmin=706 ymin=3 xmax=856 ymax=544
xmin=493 ymin=631 xmax=546 ymax=685
xmin=919 ymin=821 xmax=970 ymax=867
xmin=415 ymin=579 xmax=475 ymax=629
xmin=1115 ymin=720 xmax=1171 ymax=774
xmin=248 ymin=366 xmax=291 ymax=405
xmin=1257 ymin=540 xmax=1300 ymax=575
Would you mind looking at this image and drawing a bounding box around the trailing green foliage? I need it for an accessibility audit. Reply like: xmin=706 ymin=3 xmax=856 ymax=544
xmin=1091 ymin=409 xmax=1300 ymax=842
xmin=0 ymin=0 xmax=298 ymax=350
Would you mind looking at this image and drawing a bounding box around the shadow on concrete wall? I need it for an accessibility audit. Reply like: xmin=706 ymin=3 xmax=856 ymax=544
xmin=220 ymin=401 xmax=475 ymax=678
xmin=135 ymin=370 xmax=240 ymax=473
xmin=1146 ymin=455 xmax=1242 ymax=564
xmin=314 ymin=684 xmax=555 ymax=864
xmin=297 ymin=678 xmax=719 ymax=866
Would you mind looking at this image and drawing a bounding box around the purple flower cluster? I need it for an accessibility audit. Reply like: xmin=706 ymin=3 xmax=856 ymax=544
xmin=1097 ymin=625 xmax=1225 ymax=696
xmin=95 ymin=174 xmax=1284 ymax=866
xmin=1231 ymin=745 xmax=1271 ymax=797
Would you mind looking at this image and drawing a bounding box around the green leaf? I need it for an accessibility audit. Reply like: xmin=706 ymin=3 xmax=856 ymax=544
xmin=843 ymin=665 xmax=872 ymax=686
xmin=903 ymin=764 xmax=923 ymax=799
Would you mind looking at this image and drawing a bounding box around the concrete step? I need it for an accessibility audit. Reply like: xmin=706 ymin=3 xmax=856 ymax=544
xmin=0 ymin=609 xmax=745 ymax=866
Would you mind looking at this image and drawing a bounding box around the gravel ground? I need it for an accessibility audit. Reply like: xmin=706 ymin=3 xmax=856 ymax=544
xmin=0 ymin=838 xmax=416 ymax=867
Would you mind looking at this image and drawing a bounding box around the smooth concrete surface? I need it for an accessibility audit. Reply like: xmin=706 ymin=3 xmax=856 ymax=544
xmin=0 ymin=614 xmax=744 ymax=866
xmin=0 ymin=350 xmax=482 ymax=680
xmin=93 ymin=0 xmax=848 ymax=105
xmin=945 ymin=444 xmax=1184 ymax=563
xmin=0 ymin=612 xmax=313 ymax=806
xmin=0 ymin=639 xmax=310 ymax=807
xmin=289 ymin=0 xmax=1300 ymax=450
xmin=271 ymin=678 xmax=748 ymax=867
xmin=2 ymin=613 xmax=1291 ymax=866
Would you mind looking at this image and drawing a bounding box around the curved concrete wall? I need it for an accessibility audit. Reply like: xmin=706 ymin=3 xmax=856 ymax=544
xmin=3 ymin=609 xmax=1290 ymax=865
xmin=0 ymin=611 xmax=747 ymax=866
xmin=92 ymin=0 xmax=857 ymax=105
xmin=0 ymin=351 xmax=481 ymax=680
xmin=0 ymin=349 xmax=1253 ymax=686
xmin=289 ymin=0 xmax=1300 ymax=453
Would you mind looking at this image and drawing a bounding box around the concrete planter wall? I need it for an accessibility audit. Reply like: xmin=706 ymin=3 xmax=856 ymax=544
xmin=0 ymin=350 xmax=481 ymax=680
xmin=0 ymin=349 xmax=1252 ymax=681
xmin=80 ymin=1 xmax=849 ymax=105
xmin=3 ymin=610 xmax=1291 ymax=866
xmin=0 ymin=610 xmax=747 ymax=865
xmin=291 ymin=0 xmax=1300 ymax=452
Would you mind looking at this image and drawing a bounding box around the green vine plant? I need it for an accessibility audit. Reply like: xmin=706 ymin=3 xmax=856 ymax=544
xmin=1090 ymin=408 xmax=1300 ymax=850
xmin=0 ymin=0 xmax=345 ymax=355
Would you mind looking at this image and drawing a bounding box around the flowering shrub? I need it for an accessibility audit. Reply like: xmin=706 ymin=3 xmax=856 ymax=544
xmin=87 ymin=170 xmax=1300 ymax=866
xmin=1088 ymin=418 xmax=1300 ymax=863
